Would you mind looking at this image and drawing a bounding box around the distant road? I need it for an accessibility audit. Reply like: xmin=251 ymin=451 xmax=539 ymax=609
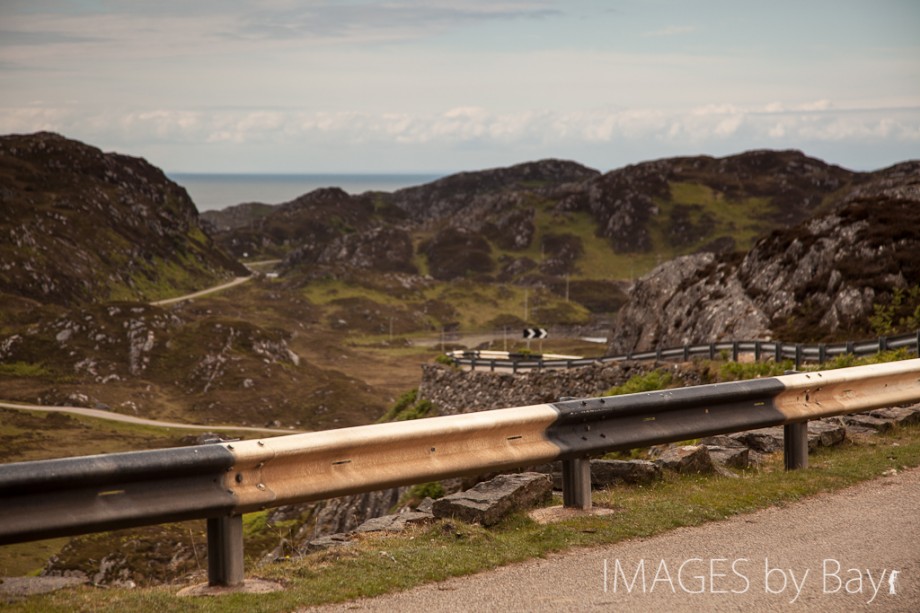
xmin=150 ymin=275 xmax=252 ymax=306
xmin=0 ymin=400 xmax=302 ymax=435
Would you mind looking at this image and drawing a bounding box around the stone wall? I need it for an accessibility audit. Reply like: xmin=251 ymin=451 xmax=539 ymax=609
xmin=418 ymin=361 xmax=682 ymax=414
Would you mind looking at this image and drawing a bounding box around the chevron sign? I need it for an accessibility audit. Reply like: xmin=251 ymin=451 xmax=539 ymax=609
xmin=523 ymin=328 xmax=548 ymax=339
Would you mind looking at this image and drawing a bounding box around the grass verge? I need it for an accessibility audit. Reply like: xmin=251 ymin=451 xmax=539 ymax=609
xmin=9 ymin=423 xmax=920 ymax=612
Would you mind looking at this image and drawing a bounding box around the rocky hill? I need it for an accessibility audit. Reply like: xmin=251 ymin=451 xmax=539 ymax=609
xmin=607 ymin=161 xmax=920 ymax=352
xmin=205 ymin=150 xmax=874 ymax=289
xmin=0 ymin=132 xmax=246 ymax=306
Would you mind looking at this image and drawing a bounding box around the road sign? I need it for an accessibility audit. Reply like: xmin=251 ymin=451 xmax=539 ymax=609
xmin=523 ymin=328 xmax=548 ymax=339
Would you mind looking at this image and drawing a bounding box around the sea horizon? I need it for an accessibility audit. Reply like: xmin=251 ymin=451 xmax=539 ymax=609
xmin=168 ymin=172 xmax=446 ymax=212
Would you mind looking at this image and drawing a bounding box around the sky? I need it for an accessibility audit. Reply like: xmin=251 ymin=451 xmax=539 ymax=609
xmin=1 ymin=0 xmax=919 ymax=174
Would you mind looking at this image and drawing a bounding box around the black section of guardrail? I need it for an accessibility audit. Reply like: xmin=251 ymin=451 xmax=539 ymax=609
xmin=450 ymin=331 xmax=920 ymax=372
xmin=0 ymin=445 xmax=236 ymax=544
xmin=548 ymin=378 xmax=787 ymax=457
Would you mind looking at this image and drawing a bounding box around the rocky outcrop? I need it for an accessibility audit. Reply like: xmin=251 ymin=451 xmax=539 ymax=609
xmin=0 ymin=132 xmax=245 ymax=305
xmin=389 ymin=159 xmax=600 ymax=222
xmin=608 ymin=165 xmax=920 ymax=352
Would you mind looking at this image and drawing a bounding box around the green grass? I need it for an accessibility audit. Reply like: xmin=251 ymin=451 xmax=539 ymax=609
xmin=0 ymin=361 xmax=51 ymax=378
xmin=11 ymin=424 xmax=920 ymax=612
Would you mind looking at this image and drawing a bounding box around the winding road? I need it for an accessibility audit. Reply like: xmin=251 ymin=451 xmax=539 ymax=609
xmin=2 ymin=264 xmax=300 ymax=436
xmin=0 ymin=400 xmax=301 ymax=435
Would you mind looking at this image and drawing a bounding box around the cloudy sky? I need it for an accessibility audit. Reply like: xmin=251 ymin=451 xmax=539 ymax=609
xmin=1 ymin=0 xmax=918 ymax=174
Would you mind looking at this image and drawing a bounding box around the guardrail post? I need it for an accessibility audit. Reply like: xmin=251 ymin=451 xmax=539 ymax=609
xmin=754 ymin=341 xmax=762 ymax=362
xmin=683 ymin=345 xmax=690 ymax=361
xmin=846 ymin=340 xmax=855 ymax=355
xmin=731 ymin=341 xmax=739 ymax=362
xmin=561 ymin=457 xmax=592 ymax=510
xmin=879 ymin=336 xmax=888 ymax=353
xmin=709 ymin=343 xmax=716 ymax=360
xmin=818 ymin=344 xmax=827 ymax=364
xmin=470 ymin=358 xmax=477 ymax=372
xmin=916 ymin=330 xmax=920 ymax=356
xmin=783 ymin=422 xmax=809 ymax=470
xmin=774 ymin=343 xmax=782 ymax=363
xmin=656 ymin=347 xmax=662 ymax=361
xmin=207 ymin=514 xmax=244 ymax=587
xmin=794 ymin=344 xmax=803 ymax=370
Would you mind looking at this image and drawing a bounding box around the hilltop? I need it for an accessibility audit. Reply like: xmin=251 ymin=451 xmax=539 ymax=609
xmin=0 ymin=132 xmax=246 ymax=307
xmin=608 ymin=160 xmax=920 ymax=352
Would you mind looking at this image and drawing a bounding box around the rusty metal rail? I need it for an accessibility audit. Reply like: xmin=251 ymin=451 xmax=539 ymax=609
xmin=2 ymin=359 xmax=920 ymax=588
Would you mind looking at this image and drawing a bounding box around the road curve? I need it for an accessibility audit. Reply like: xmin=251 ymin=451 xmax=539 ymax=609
xmin=307 ymin=467 xmax=920 ymax=612
xmin=150 ymin=275 xmax=252 ymax=306
xmin=0 ymin=401 xmax=302 ymax=435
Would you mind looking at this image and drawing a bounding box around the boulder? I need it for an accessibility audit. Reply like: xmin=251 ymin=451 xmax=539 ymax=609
xmin=868 ymin=406 xmax=920 ymax=427
xmin=807 ymin=419 xmax=847 ymax=449
xmin=844 ymin=413 xmax=894 ymax=433
xmin=304 ymin=533 xmax=353 ymax=552
xmin=353 ymin=511 xmax=434 ymax=534
xmin=705 ymin=445 xmax=752 ymax=469
xmin=655 ymin=445 xmax=716 ymax=474
xmin=432 ymin=472 xmax=552 ymax=526
xmin=731 ymin=427 xmax=785 ymax=453
xmin=591 ymin=459 xmax=662 ymax=486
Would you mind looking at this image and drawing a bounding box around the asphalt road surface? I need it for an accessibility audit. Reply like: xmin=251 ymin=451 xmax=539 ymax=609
xmin=307 ymin=466 xmax=920 ymax=612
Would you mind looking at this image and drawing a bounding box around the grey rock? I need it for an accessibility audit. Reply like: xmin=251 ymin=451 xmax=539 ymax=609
xmin=432 ymin=472 xmax=552 ymax=526
xmin=655 ymin=445 xmax=716 ymax=474
xmin=590 ymin=459 xmax=662 ymax=486
xmin=808 ymin=419 xmax=847 ymax=449
xmin=416 ymin=497 xmax=435 ymax=514
xmin=353 ymin=511 xmax=434 ymax=534
xmin=705 ymin=445 xmax=752 ymax=469
xmin=732 ymin=428 xmax=786 ymax=453
xmin=304 ymin=533 xmax=353 ymax=552
xmin=844 ymin=414 xmax=894 ymax=433
xmin=868 ymin=406 xmax=920 ymax=427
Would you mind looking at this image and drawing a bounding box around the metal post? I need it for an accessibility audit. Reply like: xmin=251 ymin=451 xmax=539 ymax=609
xmin=683 ymin=345 xmax=690 ymax=361
xmin=846 ymin=340 xmax=855 ymax=355
xmin=754 ymin=341 xmax=762 ymax=362
xmin=879 ymin=336 xmax=888 ymax=353
xmin=916 ymin=330 xmax=920 ymax=357
xmin=561 ymin=457 xmax=592 ymax=510
xmin=774 ymin=343 xmax=782 ymax=363
xmin=795 ymin=344 xmax=803 ymax=370
xmin=818 ymin=344 xmax=826 ymax=364
xmin=207 ymin=514 xmax=244 ymax=587
xmin=783 ymin=422 xmax=809 ymax=470
xmin=709 ymin=343 xmax=716 ymax=360
xmin=731 ymin=341 xmax=739 ymax=362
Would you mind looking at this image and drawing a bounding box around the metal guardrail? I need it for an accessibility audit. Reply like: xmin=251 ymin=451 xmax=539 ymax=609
xmin=450 ymin=331 xmax=920 ymax=372
xmin=2 ymin=359 xmax=920 ymax=589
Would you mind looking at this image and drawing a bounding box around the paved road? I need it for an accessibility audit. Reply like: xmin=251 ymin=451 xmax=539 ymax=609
xmin=150 ymin=275 xmax=251 ymax=306
xmin=308 ymin=467 xmax=920 ymax=612
xmin=0 ymin=401 xmax=301 ymax=435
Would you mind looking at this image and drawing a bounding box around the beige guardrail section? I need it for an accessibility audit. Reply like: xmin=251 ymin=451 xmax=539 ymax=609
xmin=226 ymin=403 xmax=561 ymax=512
xmin=776 ymin=358 xmax=920 ymax=421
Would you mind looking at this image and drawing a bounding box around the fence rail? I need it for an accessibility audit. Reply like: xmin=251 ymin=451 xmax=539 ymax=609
xmin=450 ymin=331 xmax=920 ymax=372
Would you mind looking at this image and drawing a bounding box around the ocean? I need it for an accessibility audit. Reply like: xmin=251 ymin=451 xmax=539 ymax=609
xmin=168 ymin=173 xmax=445 ymax=212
